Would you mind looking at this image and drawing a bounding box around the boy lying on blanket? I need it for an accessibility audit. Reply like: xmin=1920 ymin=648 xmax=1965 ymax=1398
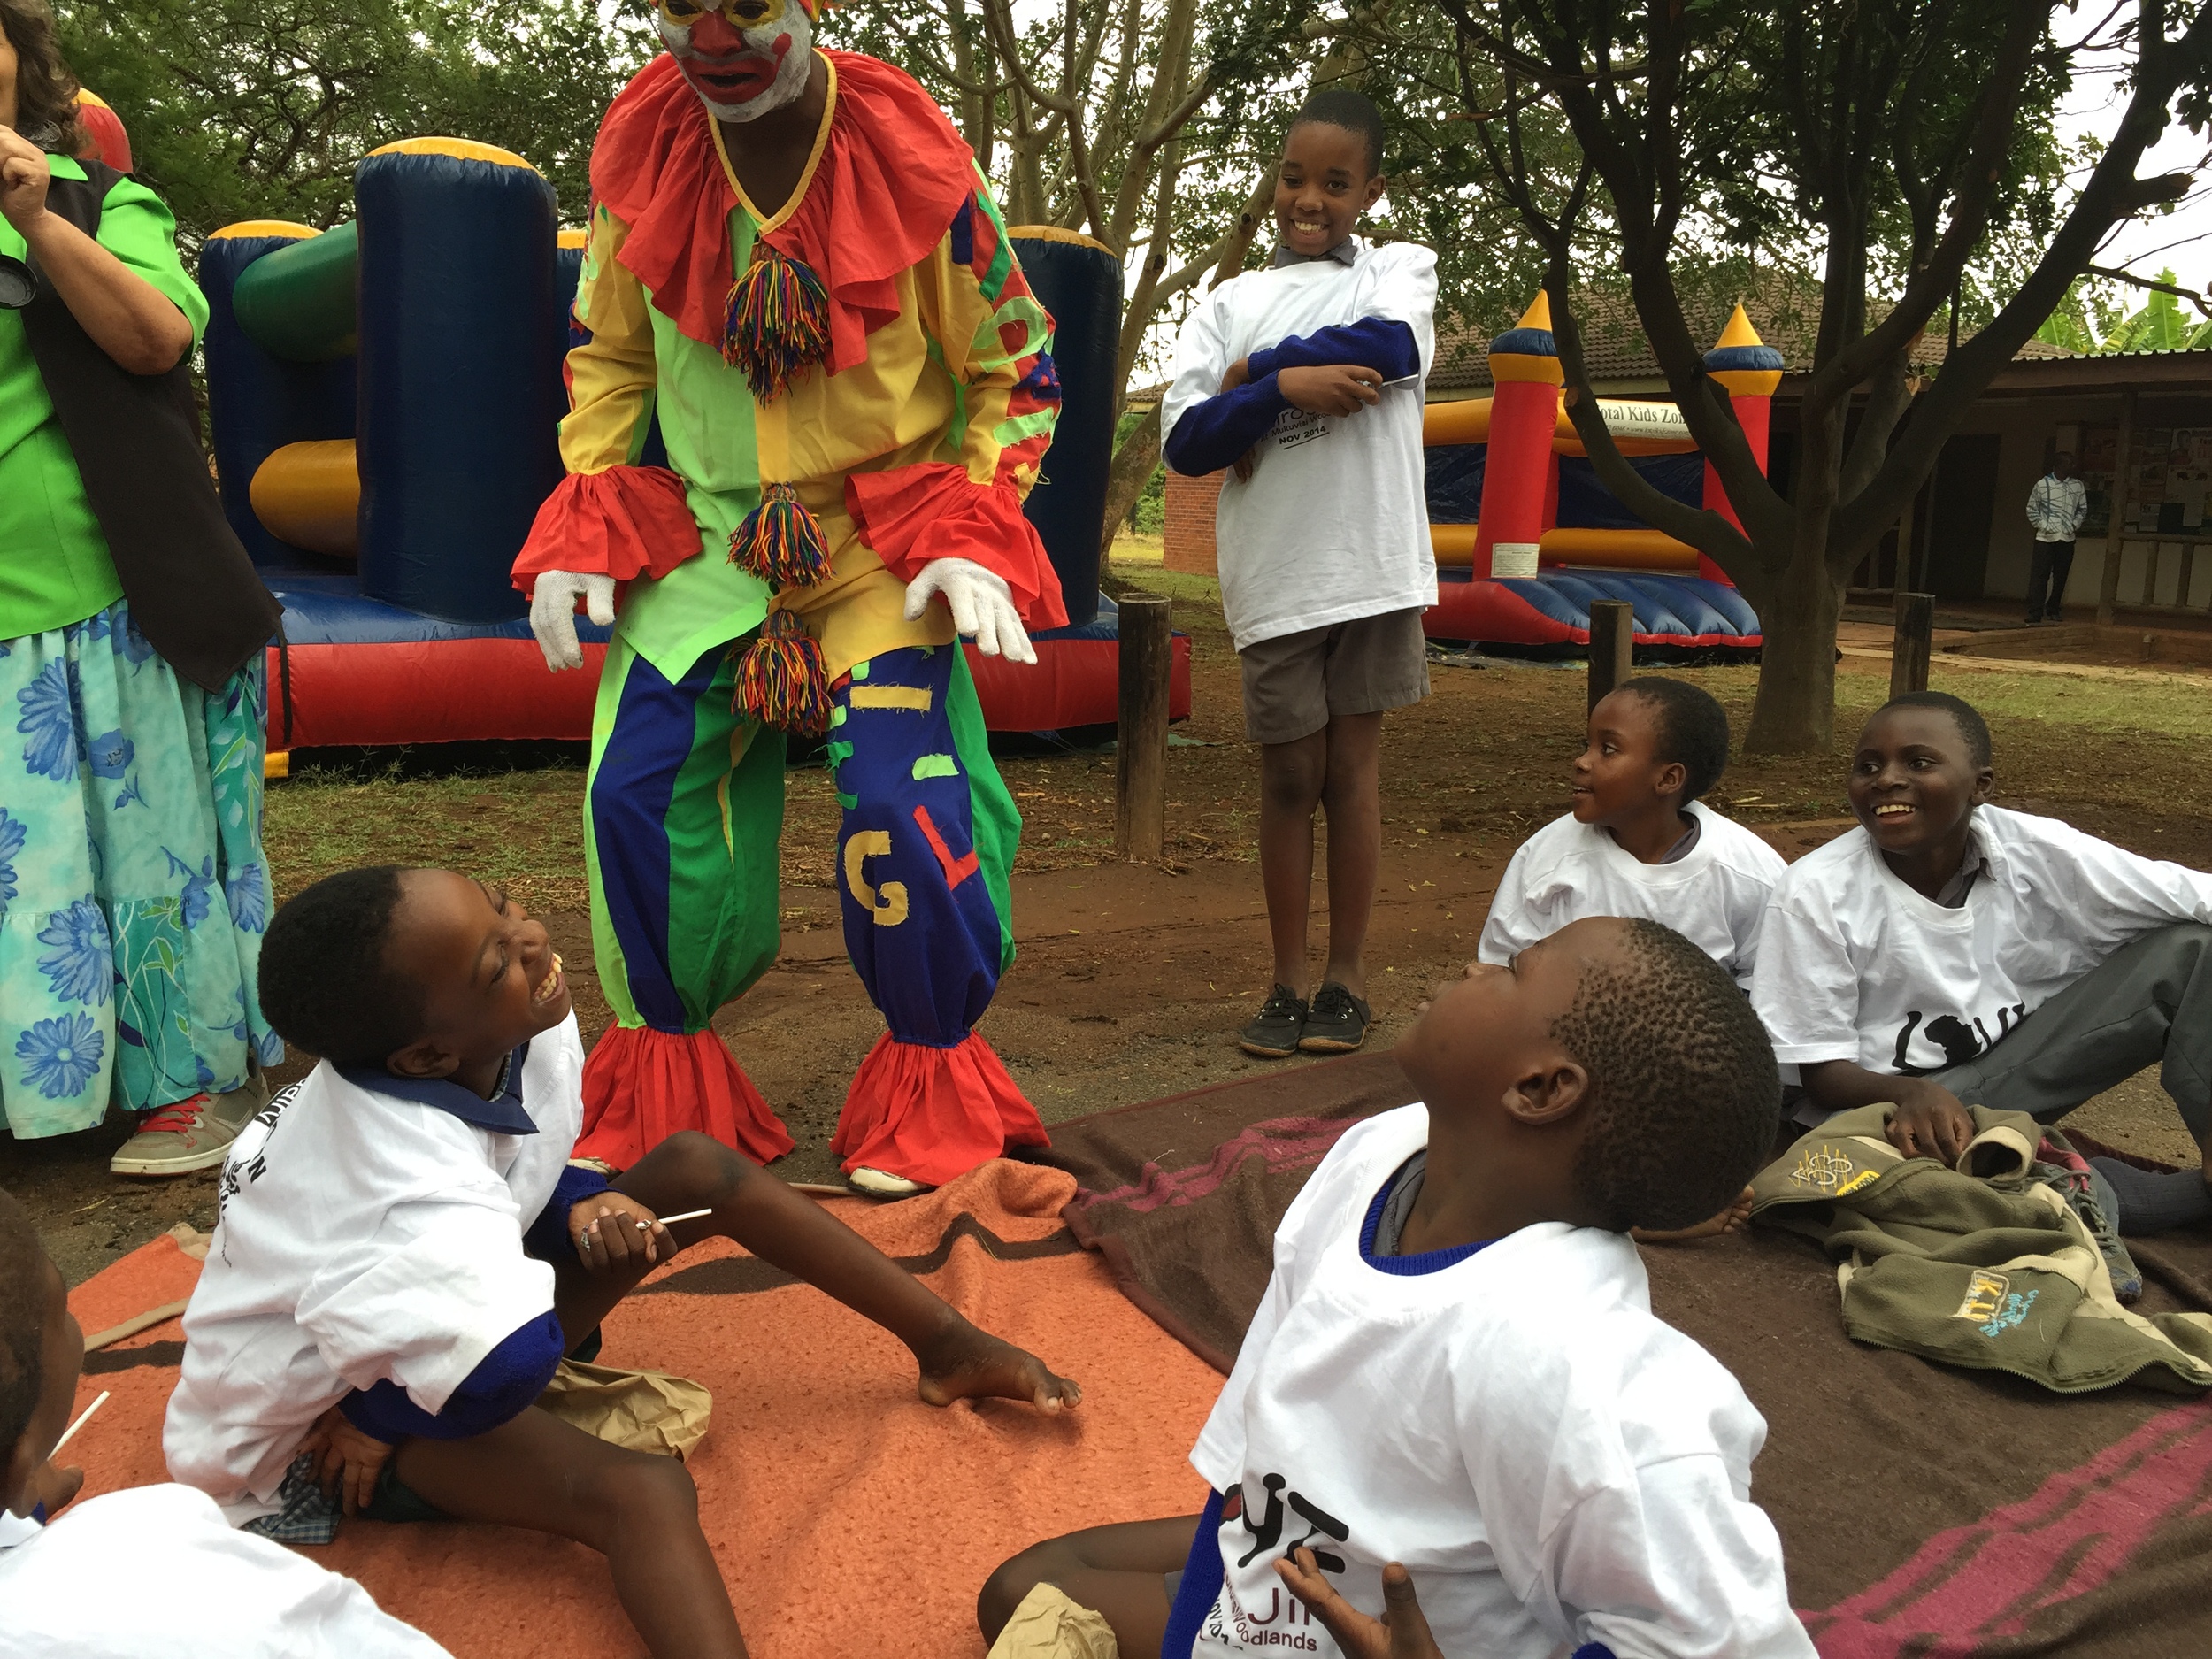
xmin=0 ymin=1187 xmax=452 ymax=1656
xmin=163 ymin=866 xmax=1079 ymax=1659
xmin=979 ymin=917 xmax=1812 ymax=1659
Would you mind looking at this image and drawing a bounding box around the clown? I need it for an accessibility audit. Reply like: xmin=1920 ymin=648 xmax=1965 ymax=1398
xmin=515 ymin=0 xmax=1065 ymax=1195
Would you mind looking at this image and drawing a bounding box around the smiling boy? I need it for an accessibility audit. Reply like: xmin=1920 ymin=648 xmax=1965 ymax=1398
xmin=1752 ymin=691 xmax=2212 ymax=1225
xmin=1480 ymin=678 xmax=1784 ymax=987
xmin=1161 ymin=88 xmax=1438 ymax=1060
xmin=976 ymin=918 xmax=1808 ymax=1659
xmin=165 ymin=866 xmax=1079 ymax=1659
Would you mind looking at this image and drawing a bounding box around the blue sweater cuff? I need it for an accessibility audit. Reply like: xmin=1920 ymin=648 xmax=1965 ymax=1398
xmin=1164 ymin=375 xmax=1287 ymax=476
xmin=524 ymin=1164 xmax=613 ymax=1263
xmin=1160 ymin=1488 xmax=1228 ymax=1659
xmin=339 ymin=1310 xmax=565 ymax=1442
xmin=1248 ymin=319 xmax=1419 ymax=382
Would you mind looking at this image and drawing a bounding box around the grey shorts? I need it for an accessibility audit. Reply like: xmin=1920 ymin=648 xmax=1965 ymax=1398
xmin=1237 ymin=608 xmax=1430 ymax=744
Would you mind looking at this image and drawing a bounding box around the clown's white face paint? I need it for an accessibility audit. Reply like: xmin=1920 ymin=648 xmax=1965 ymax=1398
xmin=658 ymin=0 xmax=814 ymax=124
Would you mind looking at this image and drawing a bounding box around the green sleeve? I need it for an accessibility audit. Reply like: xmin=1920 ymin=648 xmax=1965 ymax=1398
xmin=95 ymin=175 xmax=210 ymax=347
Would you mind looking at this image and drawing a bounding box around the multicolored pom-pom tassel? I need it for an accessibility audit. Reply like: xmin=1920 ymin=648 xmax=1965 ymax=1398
xmin=733 ymin=608 xmax=833 ymax=736
xmin=728 ymin=481 xmax=831 ymax=588
xmin=721 ymin=244 xmax=831 ymax=402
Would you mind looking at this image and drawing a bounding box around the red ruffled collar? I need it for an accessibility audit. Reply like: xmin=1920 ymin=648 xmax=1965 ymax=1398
xmin=591 ymin=50 xmax=977 ymax=373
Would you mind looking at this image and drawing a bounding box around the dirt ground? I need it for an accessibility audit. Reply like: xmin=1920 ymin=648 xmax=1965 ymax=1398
xmin=12 ymin=566 xmax=2212 ymax=1286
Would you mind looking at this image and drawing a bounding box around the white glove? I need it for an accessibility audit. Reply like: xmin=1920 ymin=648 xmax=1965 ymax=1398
xmin=528 ymin=570 xmax=618 ymax=672
xmin=902 ymin=557 xmax=1036 ymax=664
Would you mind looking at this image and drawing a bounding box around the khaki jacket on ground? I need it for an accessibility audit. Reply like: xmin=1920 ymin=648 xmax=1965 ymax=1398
xmin=1751 ymin=1104 xmax=2212 ymax=1394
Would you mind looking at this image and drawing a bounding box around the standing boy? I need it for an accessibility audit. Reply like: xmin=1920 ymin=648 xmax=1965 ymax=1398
xmin=1161 ymin=88 xmax=1438 ymax=1059
xmin=2024 ymin=450 xmax=2087 ymax=625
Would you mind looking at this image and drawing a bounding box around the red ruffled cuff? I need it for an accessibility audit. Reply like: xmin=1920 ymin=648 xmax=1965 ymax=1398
xmin=845 ymin=462 xmax=1069 ymax=632
xmin=511 ymin=465 xmax=703 ymax=593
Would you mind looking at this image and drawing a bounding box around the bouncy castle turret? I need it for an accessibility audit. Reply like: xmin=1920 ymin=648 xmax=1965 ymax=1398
xmin=1473 ymin=291 xmax=1563 ymax=580
xmin=1698 ymin=304 xmax=1783 ymax=584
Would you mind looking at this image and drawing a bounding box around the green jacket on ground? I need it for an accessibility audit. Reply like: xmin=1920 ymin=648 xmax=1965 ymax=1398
xmin=1751 ymin=1104 xmax=2212 ymax=1394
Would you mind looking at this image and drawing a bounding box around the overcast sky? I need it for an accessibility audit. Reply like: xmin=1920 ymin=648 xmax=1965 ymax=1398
xmin=2050 ymin=24 xmax=2209 ymax=288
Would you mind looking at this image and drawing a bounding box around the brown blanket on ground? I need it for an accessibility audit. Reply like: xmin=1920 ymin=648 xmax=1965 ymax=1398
xmin=1046 ymin=1053 xmax=2212 ymax=1657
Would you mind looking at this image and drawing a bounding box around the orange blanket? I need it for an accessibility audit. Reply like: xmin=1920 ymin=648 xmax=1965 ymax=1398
xmin=64 ymin=1162 xmax=1221 ymax=1656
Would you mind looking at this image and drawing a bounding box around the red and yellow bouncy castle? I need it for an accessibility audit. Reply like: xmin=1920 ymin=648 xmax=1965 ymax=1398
xmin=1423 ymin=295 xmax=1778 ymax=654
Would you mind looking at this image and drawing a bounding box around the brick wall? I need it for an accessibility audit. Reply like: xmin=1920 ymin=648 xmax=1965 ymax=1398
xmin=1163 ymin=469 xmax=1225 ymax=577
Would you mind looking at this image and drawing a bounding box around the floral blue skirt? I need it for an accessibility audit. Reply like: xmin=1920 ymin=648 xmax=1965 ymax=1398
xmin=0 ymin=599 xmax=282 ymax=1137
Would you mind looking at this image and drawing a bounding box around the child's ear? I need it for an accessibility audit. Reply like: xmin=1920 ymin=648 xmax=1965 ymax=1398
xmin=1501 ymin=1055 xmax=1590 ymax=1125
xmin=1361 ymin=171 xmax=1386 ymax=212
xmin=1654 ymin=760 xmax=1687 ymax=802
xmin=1970 ymin=765 xmax=1995 ymax=806
xmin=387 ymin=1038 xmax=460 ymax=1080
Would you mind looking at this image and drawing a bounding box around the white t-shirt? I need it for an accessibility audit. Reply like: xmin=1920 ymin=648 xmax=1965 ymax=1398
xmin=1752 ymin=805 xmax=2212 ymax=1074
xmin=1187 ymin=1108 xmax=1811 ymax=1659
xmin=0 ymin=1483 xmax=451 ymax=1657
xmin=164 ymin=1019 xmax=588 ymax=1522
xmin=1160 ymin=240 xmax=1439 ymax=651
xmin=1478 ymin=801 xmax=1787 ymax=987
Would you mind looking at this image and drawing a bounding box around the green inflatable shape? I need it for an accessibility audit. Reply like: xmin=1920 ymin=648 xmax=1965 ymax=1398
xmin=233 ymin=221 xmax=359 ymax=363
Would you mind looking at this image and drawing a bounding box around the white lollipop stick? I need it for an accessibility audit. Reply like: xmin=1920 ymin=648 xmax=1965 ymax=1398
xmin=52 ymin=1390 xmax=109 ymax=1455
xmin=636 ymin=1207 xmax=712 ymax=1229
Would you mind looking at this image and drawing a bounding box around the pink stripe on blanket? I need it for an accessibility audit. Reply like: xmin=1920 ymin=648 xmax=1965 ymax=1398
xmin=1805 ymin=1398 xmax=2212 ymax=1655
xmin=1080 ymin=1116 xmax=1358 ymax=1212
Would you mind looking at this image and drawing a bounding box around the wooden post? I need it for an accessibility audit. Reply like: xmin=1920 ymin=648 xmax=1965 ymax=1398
xmin=1587 ymin=600 xmax=1634 ymax=711
xmin=1115 ymin=594 xmax=1171 ymax=861
xmin=2099 ymin=388 xmax=2136 ymax=626
xmin=1891 ymin=591 xmax=1934 ymax=696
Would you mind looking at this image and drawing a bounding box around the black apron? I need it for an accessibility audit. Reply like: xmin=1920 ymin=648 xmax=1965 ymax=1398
xmin=18 ymin=159 xmax=280 ymax=691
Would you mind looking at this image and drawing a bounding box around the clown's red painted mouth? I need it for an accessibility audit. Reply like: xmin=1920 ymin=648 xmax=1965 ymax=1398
xmin=679 ymin=32 xmax=791 ymax=104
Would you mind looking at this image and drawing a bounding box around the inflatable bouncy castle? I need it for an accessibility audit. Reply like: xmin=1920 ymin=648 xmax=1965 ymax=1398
xmin=197 ymin=144 xmax=1186 ymax=749
xmin=1422 ymin=294 xmax=1778 ymax=655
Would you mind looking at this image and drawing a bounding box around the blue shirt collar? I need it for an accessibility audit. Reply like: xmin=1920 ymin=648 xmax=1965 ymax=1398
xmin=338 ymin=1041 xmax=537 ymax=1134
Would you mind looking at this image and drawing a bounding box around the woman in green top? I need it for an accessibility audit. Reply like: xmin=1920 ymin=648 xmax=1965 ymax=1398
xmin=1 ymin=0 xmax=281 ymax=1174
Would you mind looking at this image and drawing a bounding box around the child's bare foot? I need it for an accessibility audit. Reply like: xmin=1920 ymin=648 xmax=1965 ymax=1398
xmin=914 ymin=1318 xmax=1082 ymax=1414
xmin=1632 ymin=1186 xmax=1754 ymax=1244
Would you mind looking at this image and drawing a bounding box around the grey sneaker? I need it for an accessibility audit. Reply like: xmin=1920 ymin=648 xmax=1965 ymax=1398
xmin=110 ymin=1071 xmax=272 ymax=1176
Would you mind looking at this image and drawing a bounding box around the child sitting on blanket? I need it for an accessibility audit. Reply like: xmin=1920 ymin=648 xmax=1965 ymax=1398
xmin=1479 ymin=677 xmax=1785 ymax=988
xmin=163 ymin=866 xmax=1080 ymax=1659
xmin=0 ymin=1187 xmax=453 ymax=1656
xmin=977 ymin=916 xmax=1812 ymax=1659
xmin=1750 ymin=690 xmax=2212 ymax=1232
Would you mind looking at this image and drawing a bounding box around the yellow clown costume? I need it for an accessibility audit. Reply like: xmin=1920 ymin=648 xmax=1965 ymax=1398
xmin=512 ymin=26 xmax=1065 ymax=1188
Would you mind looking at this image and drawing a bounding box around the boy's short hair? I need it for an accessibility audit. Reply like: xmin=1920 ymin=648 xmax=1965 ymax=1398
xmin=1556 ymin=920 xmax=1779 ymax=1231
xmin=258 ymin=865 xmax=425 ymax=1067
xmin=1872 ymin=690 xmax=1992 ymax=770
xmin=1289 ymin=87 xmax=1386 ymax=177
xmin=0 ymin=1189 xmax=48 ymax=1455
xmin=1613 ymin=676 xmax=1731 ymax=802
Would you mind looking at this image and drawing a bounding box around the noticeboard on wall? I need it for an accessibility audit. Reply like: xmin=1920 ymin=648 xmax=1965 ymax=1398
xmin=2070 ymin=426 xmax=2212 ymax=537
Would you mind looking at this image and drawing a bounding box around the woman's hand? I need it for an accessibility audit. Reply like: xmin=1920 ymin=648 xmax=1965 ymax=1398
xmin=0 ymin=126 xmax=52 ymax=236
xmin=0 ymin=133 xmax=194 ymax=375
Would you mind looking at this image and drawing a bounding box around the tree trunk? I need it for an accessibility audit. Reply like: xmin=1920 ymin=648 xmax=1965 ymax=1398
xmin=1096 ymin=403 xmax=1163 ymax=572
xmin=1741 ymin=548 xmax=1844 ymax=755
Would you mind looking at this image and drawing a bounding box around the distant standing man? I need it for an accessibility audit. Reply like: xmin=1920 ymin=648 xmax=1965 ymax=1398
xmin=2025 ymin=450 xmax=2088 ymax=625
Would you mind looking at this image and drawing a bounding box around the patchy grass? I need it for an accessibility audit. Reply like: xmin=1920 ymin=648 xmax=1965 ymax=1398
xmin=261 ymin=576 xmax=2212 ymax=914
